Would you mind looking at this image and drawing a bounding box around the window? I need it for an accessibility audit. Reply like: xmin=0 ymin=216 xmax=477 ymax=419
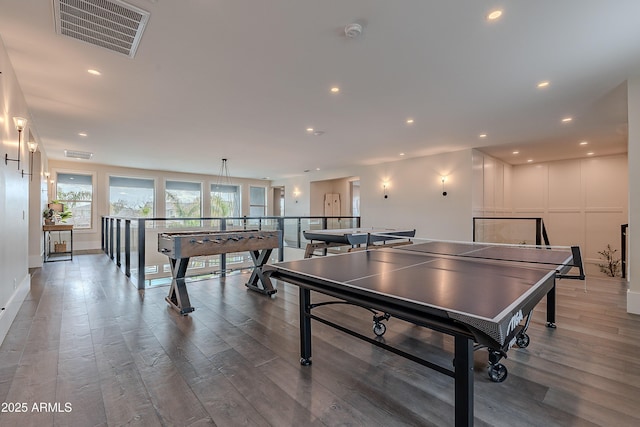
xmin=166 ymin=180 xmax=202 ymax=219
xmin=109 ymin=176 xmax=154 ymax=217
xmin=56 ymin=173 xmax=93 ymax=229
xmin=249 ymin=186 xmax=266 ymax=216
xmin=211 ymin=184 xmax=240 ymax=217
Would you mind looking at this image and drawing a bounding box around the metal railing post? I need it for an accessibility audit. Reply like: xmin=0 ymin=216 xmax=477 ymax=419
xmin=116 ymin=218 xmax=121 ymax=267
xmin=137 ymin=218 xmax=146 ymax=290
xmin=109 ymin=218 xmax=114 ymax=260
xmin=278 ymin=217 xmax=285 ymax=262
xmin=220 ymin=219 xmax=226 ymax=276
xmin=622 ymin=224 xmax=628 ymax=279
xmin=125 ymin=219 xmax=131 ymax=277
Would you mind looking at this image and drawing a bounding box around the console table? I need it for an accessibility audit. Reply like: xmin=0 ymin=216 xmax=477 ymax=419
xmin=43 ymin=224 xmax=73 ymax=262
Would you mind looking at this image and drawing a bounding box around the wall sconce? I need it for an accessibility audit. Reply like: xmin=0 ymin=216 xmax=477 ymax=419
xmin=21 ymin=142 xmax=38 ymax=181
xmin=5 ymin=117 xmax=27 ymax=170
xmin=441 ymin=176 xmax=448 ymax=196
xmin=293 ymin=189 xmax=301 ymax=203
xmin=382 ymin=182 xmax=389 ymax=199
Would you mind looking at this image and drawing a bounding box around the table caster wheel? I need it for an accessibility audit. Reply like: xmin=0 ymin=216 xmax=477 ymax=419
xmin=373 ymin=322 xmax=386 ymax=337
xmin=300 ymin=358 xmax=312 ymax=366
xmin=516 ymin=333 xmax=530 ymax=348
xmin=488 ymin=363 xmax=508 ymax=382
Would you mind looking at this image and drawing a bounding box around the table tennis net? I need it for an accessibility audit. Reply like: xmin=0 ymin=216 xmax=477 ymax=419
xmin=363 ymin=233 xmax=585 ymax=280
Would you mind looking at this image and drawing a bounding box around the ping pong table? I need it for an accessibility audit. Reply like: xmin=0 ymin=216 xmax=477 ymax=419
xmin=264 ymin=236 xmax=584 ymax=427
xmin=303 ymin=227 xmax=416 ymax=258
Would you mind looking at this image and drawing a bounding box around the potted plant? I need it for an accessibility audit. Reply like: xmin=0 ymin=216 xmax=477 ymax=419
xmin=42 ymin=207 xmax=56 ymax=225
xmin=597 ymin=244 xmax=621 ymax=277
xmin=43 ymin=200 xmax=72 ymax=225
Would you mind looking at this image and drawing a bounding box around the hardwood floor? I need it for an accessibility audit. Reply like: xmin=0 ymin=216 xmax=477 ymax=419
xmin=1 ymin=254 xmax=639 ymax=426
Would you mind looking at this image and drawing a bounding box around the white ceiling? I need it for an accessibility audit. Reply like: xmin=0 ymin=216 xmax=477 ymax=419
xmin=0 ymin=0 xmax=636 ymax=180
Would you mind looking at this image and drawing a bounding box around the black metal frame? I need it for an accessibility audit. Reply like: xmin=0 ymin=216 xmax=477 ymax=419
xmin=264 ymin=241 xmax=588 ymax=426
xmin=164 ymin=246 xmax=278 ymax=315
xmin=622 ymin=224 xmax=628 ymax=279
xmin=472 ymin=217 xmax=551 ymax=247
xmin=293 ymin=282 xmax=499 ymax=427
xmin=43 ymin=226 xmax=74 ymax=263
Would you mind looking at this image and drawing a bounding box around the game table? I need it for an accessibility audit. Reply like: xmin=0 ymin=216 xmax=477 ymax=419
xmin=264 ymin=237 xmax=584 ymax=427
xmin=302 ymin=227 xmax=415 ymax=258
xmin=158 ymin=229 xmax=281 ymax=314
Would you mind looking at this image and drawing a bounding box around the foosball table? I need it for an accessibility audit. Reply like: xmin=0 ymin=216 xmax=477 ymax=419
xmin=158 ymin=229 xmax=282 ymax=314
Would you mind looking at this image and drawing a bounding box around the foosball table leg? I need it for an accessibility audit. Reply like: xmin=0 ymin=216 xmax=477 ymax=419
xmin=166 ymin=258 xmax=195 ymax=315
xmin=246 ymin=249 xmax=277 ymax=295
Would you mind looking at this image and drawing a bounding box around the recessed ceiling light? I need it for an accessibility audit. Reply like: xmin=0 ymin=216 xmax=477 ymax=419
xmin=537 ymin=81 xmax=550 ymax=88
xmin=306 ymin=128 xmax=314 ymax=133
xmin=399 ymin=152 xmax=405 ymax=156
xmin=406 ymin=118 xmax=414 ymax=124
xmin=527 ymin=159 xmax=533 ymax=163
xmin=587 ymin=152 xmax=594 ymax=156
xmin=330 ymin=87 xmax=340 ymax=93
xmin=78 ymin=132 xmax=87 ymax=137
xmin=316 ymin=168 xmax=321 ymax=171
xmin=580 ymin=141 xmax=588 ymax=145
xmin=487 ymin=10 xmax=503 ymax=21
xmin=87 ymin=69 xmax=101 ymax=76
xmin=562 ymin=117 xmax=573 ymax=123
xmin=512 ymin=151 xmax=519 ymax=155
xmin=479 ymin=133 xmax=487 ymax=138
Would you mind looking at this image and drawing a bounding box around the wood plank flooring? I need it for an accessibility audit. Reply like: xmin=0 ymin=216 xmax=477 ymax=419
xmin=1 ymin=254 xmax=639 ymax=426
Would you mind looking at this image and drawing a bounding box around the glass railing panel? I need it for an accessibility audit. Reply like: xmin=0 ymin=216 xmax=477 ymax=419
xmin=474 ymin=217 xmax=546 ymax=246
xmin=103 ymin=215 xmax=360 ymax=287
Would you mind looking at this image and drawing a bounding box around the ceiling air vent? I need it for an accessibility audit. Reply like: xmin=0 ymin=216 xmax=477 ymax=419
xmin=64 ymin=150 xmax=94 ymax=160
xmin=53 ymin=0 xmax=150 ymax=58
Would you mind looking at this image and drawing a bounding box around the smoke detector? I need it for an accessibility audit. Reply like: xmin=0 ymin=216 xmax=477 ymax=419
xmin=345 ymin=23 xmax=362 ymax=38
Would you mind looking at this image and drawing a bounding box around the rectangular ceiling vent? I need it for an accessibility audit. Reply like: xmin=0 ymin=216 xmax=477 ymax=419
xmin=53 ymin=0 xmax=150 ymax=58
xmin=64 ymin=149 xmax=94 ymax=160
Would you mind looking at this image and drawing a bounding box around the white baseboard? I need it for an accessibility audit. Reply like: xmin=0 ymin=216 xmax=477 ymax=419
xmin=0 ymin=274 xmax=30 ymax=345
xmin=628 ymin=288 xmax=640 ymax=315
xmin=29 ymin=253 xmax=43 ymax=269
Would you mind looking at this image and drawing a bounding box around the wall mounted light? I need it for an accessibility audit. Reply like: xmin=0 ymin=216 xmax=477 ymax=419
xmin=21 ymin=141 xmax=38 ymax=181
xmin=5 ymin=117 xmax=27 ymax=170
xmin=293 ymin=189 xmax=301 ymax=203
xmin=382 ymin=182 xmax=389 ymax=199
xmin=441 ymin=176 xmax=448 ymax=196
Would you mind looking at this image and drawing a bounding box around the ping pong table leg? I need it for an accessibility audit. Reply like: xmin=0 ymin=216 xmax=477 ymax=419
xmin=546 ymin=282 xmax=557 ymax=328
xmin=299 ymin=288 xmax=312 ymax=366
xmin=454 ymin=335 xmax=474 ymax=427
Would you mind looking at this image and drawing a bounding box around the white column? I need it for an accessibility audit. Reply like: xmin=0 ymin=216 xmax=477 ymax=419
xmin=627 ymin=77 xmax=640 ymax=314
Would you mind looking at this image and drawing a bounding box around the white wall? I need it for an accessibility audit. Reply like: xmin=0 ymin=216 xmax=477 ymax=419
xmin=0 ymin=37 xmax=33 ymax=343
xmin=472 ymin=150 xmax=513 ymax=217
xmin=627 ymin=76 xmax=640 ymax=314
xmin=272 ymin=149 xmax=476 ymax=240
xmin=511 ymin=155 xmax=628 ymax=270
xmin=357 ymin=150 xmax=474 ymax=239
xmin=309 ymin=177 xmax=355 ymax=217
